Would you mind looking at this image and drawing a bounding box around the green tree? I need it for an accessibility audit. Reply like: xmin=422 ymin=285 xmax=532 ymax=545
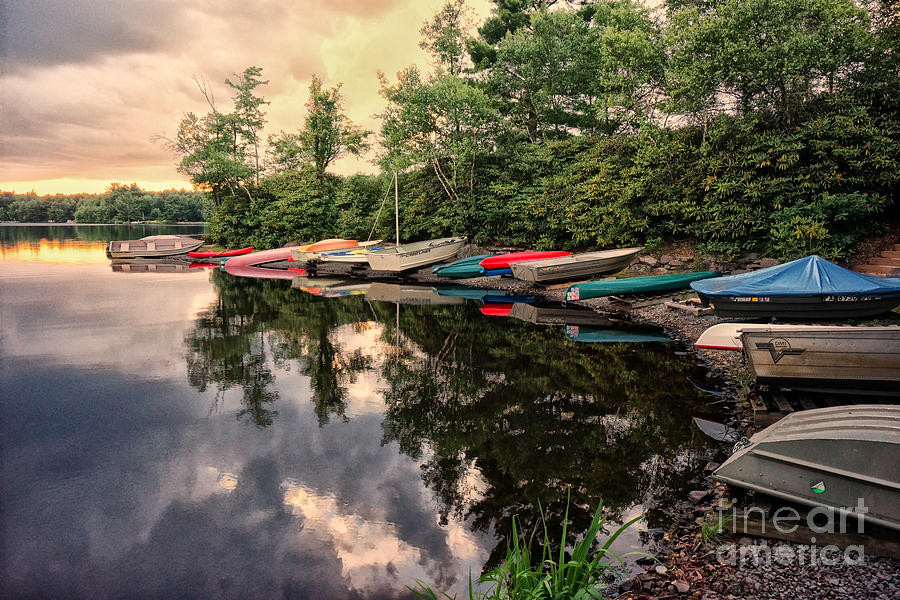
xmin=159 ymin=67 xmax=268 ymax=204
xmin=267 ymin=75 xmax=371 ymax=177
xmin=667 ymin=0 xmax=872 ymax=123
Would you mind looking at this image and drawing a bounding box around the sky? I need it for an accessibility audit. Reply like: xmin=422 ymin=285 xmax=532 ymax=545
xmin=0 ymin=0 xmax=492 ymax=195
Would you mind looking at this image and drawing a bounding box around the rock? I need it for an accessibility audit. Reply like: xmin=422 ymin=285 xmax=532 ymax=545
xmin=743 ymin=252 xmax=760 ymax=261
xmin=674 ymin=580 xmax=691 ymax=593
xmin=704 ymin=461 xmax=721 ymax=472
xmin=655 ymin=565 xmax=668 ymax=574
xmin=717 ymin=261 xmax=737 ymax=272
xmin=640 ymin=256 xmax=659 ymax=266
xmin=660 ymin=254 xmax=676 ymax=265
xmin=689 ymin=490 xmax=711 ymax=503
xmin=759 ymin=258 xmax=779 ymax=268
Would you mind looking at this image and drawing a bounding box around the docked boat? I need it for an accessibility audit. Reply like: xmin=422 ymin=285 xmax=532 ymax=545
xmin=188 ymin=246 xmax=254 ymax=258
xmin=507 ymin=303 xmax=626 ymax=327
xmin=106 ymin=235 xmax=203 ymax=259
xmin=690 ymin=255 xmax=900 ymax=318
xmin=366 ymin=282 xmax=466 ymax=305
xmin=740 ymin=325 xmax=900 ymax=393
xmin=223 ymin=246 xmax=295 ymax=267
xmin=713 ymin=405 xmax=900 ymax=532
xmin=290 ymin=239 xmax=381 ymax=263
xmin=432 ymin=254 xmax=496 ymax=278
xmin=510 ymin=247 xmax=643 ymax=283
xmin=479 ymin=250 xmax=571 ymax=271
xmin=566 ymin=271 xmax=720 ymax=301
xmin=695 ymin=323 xmax=835 ymax=351
xmin=365 ymin=237 xmax=467 ymax=272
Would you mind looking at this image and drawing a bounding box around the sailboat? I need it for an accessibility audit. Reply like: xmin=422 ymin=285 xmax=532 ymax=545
xmin=364 ymin=172 xmax=467 ymax=272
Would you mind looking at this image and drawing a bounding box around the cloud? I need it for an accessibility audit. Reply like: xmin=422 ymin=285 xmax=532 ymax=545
xmin=0 ymin=0 xmax=492 ymax=193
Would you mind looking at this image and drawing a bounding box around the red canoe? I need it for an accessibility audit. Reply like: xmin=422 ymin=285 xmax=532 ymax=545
xmin=480 ymin=303 xmax=514 ymax=317
xmin=479 ymin=251 xmax=572 ymax=270
xmin=188 ymin=246 xmax=254 ymax=258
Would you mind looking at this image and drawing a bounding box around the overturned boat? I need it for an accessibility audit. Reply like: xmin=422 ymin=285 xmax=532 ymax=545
xmin=690 ymin=256 xmax=900 ymax=318
xmin=713 ymin=405 xmax=900 ymax=532
xmin=740 ymin=325 xmax=900 ymax=394
xmin=509 ymin=247 xmax=643 ymax=283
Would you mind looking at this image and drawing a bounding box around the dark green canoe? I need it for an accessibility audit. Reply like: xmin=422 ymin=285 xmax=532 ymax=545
xmin=565 ymin=271 xmax=721 ymax=301
xmin=432 ymin=254 xmax=495 ymax=278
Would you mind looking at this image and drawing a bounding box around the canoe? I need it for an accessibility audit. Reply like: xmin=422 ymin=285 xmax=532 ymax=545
xmin=691 ymin=255 xmax=900 ymax=318
xmin=366 ymin=283 xmax=465 ymax=305
xmin=507 ymin=303 xmax=625 ymax=327
xmin=188 ymin=246 xmax=254 ymax=258
xmin=290 ymin=239 xmax=381 ymax=263
xmin=713 ymin=405 xmax=900 ymax=532
xmin=479 ymin=251 xmax=571 ymax=270
xmin=566 ymin=271 xmax=720 ymax=302
xmin=564 ymin=325 xmax=670 ymax=343
xmin=432 ymin=254 xmax=496 ymax=278
xmin=106 ymin=235 xmax=203 ymax=259
xmin=510 ymin=247 xmax=643 ymax=283
xmin=740 ymin=326 xmax=900 ymax=394
xmin=366 ymin=237 xmax=467 ymax=272
xmin=695 ymin=323 xmax=848 ymax=351
xmin=316 ymin=246 xmax=386 ymax=264
xmin=222 ymin=247 xmax=294 ymax=267
xmin=482 ymin=268 xmax=513 ymax=277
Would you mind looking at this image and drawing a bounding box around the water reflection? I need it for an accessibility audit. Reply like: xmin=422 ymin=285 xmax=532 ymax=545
xmin=2 ymin=227 xmax=726 ymax=598
xmin=186 ymin=271 xmax=723 ymax=572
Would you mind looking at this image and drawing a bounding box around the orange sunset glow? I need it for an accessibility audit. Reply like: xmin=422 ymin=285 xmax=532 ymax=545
xmin=0 ymin=0 xmax=492 ymax=195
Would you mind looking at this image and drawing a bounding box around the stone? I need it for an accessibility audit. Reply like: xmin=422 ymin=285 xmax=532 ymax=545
xmin=660 ymin=254 xmax=675 ymax=265
xmin=655 ymin=565 xmax=668 ymax=574
xmin=704 ymin=461 xmax=721 ymax=472
xmin=674 ymin=580 xmax=691 ymax=593
xmin=743 ymin=252 xmax=760 ymax=261
xmin=759 ymin=258 xmax=780 ymax=268
xmin=639 ymin=256 xmax=659 ymax=266
xmin=717 ymin=261 xmax=737 ymax=272
xmin=689 ymin=490 xmax=711 ymax=503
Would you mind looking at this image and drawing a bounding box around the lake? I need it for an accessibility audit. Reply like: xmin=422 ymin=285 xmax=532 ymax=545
xmin=0 ymin=225 xmax=727 ymax=599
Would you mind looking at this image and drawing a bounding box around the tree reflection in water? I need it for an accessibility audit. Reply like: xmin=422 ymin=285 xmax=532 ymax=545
xmin=184 ymin=272 xmax=725 ymax=570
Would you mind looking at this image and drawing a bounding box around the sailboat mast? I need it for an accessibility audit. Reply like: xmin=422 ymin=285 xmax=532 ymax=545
xmin=394 ymin=171 xmax=400 ymax=246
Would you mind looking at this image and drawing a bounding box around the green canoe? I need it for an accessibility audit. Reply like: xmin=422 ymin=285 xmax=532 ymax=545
xmin=565 ymin=271 xmax=721 ymax=301
xmin=432 ymin=254 xmax=495 ymax=278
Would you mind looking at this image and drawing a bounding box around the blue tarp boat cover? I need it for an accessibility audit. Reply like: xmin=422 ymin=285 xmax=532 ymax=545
xmin=691 ymin=255 xmax=900 ymax=298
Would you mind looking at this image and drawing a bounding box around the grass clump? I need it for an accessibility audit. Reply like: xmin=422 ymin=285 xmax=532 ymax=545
xmin=411 ymin=502 xmax=642 ymax=600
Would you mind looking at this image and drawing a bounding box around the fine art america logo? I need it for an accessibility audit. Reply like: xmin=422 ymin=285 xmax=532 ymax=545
xmin=713 ymin=497 xmax=868 ymax=568
xmin=755 ymin=337 xmax=806 ymax=363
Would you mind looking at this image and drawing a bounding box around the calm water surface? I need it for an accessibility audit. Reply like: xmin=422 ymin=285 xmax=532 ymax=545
xmin=0 ymin=225 xmax=727 ymax=599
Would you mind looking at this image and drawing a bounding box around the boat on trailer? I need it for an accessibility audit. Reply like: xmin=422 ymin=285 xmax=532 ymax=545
xmin=740 ymin=325 xmax=900 ymax=394
xmin=106 ymin=235 xmax=203 ymax=259
xmin=690 ymin=255 xmax=900 ymax=318
xmin=510 ymin=247 xmax=643 ymax=283
xmin=713 ymin=405 xmax=900 ymax=532
xmin=365 ymin=237 xmax=467 ymax=272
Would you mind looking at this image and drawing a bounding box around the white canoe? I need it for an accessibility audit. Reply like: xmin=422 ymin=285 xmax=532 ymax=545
xmin=509 ymin=247 xmax=643 ymax=283
xmin=365 ymin=237 xmax=466 ymax=272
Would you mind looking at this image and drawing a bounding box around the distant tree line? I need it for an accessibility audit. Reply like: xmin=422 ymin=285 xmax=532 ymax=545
xmin=163 ymin=0 xmax=898 ymax=259
xmin=0 ymin=184 xmax=208 ymax=223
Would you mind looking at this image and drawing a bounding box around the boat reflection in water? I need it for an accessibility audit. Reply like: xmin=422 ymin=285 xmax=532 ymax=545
xmin=185 ymin=274 xmax=723 ymax=573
